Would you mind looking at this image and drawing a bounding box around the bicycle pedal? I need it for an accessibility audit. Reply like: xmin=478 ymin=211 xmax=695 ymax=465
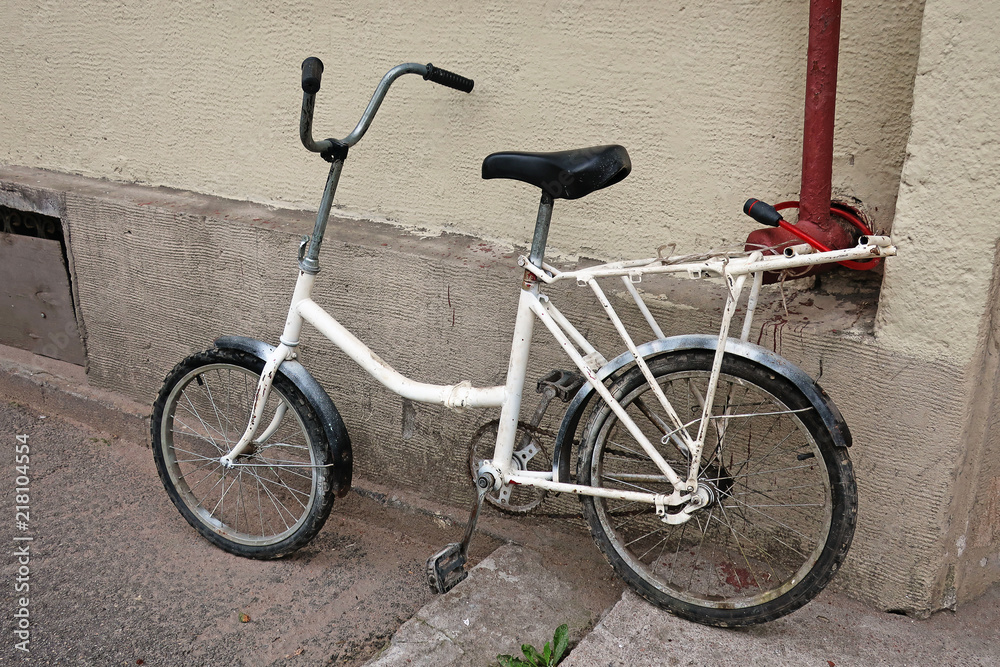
xmin=537 ymin=369 xmax=585 ymax=402
xmin=426 ymin=542 xmax=468 ymax=594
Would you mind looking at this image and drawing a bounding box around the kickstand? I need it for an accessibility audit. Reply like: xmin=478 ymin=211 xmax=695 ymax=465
xmin=426 ymin=477 xmax=489 ymax=594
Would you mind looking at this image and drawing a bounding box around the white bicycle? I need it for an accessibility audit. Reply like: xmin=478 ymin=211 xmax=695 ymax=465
xmin=151 ymin=58 xmax=896 ymax=627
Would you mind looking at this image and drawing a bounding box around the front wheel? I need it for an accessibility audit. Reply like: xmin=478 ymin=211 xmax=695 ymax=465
xmin=151 ymin=348 xmax=336 ymax=558
xmin=578 ymin=350 xmax=857 ymax=627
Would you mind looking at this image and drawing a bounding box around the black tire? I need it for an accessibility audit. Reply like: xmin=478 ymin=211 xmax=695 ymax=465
xmin=578 ymin=350 xmax=857 ymax=627
xmin=151 ymin=348 xmax=336 ymax=558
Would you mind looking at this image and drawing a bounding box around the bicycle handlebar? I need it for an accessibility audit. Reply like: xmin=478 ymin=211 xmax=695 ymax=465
xmin=422 ymin=63 xmax=475 ymax=93
xmin=301 ymin=57 xmax=324 ymax=94
xmin=299 ymin=57 xmax=475 ymax=157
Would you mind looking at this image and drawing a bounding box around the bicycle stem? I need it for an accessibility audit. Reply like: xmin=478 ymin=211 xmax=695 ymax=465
xmin=300 ymin=159 xmax=344 ymax=274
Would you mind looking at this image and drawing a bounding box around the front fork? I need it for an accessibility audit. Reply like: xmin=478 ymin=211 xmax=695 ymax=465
xmin=220 ymin=265 xmax=318 ymax=468
xmin=219 ymin=343 xmax=292 ymax=468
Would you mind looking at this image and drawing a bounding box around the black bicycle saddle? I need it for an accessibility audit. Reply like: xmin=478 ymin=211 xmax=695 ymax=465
xmin=482 ymin=145 xmax=631 ymax=200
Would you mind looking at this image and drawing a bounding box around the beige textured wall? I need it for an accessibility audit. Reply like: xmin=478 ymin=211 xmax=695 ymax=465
xmin=877 ymin=0 xmax=1000 ymax=365
xmin=878 ymin=0 xmax=1000 ymax=600
xmin=2 ymin=0 xmax=921 ymax=260
xmin=876 ymin=0 xmax=1000 ymax=603
xmin=951 ymin=242 xmax=1000 ymax=602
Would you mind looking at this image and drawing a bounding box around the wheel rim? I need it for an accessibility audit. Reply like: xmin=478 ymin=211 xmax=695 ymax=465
xmin=160 ymin=363 xmax=319 ymax=547
xmin=590 ymin=369 xmax=834 ymax=610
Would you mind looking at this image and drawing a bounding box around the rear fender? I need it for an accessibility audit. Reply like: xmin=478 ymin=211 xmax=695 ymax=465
xmin=551 ymin=334 xmax=851 ymax=483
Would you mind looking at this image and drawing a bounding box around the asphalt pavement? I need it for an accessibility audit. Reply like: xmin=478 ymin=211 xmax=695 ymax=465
xmin=0 ymin=397 xmax=484 ymax=665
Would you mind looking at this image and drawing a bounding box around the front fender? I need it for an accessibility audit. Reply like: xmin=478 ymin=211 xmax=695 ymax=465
xmin=215 ymin=335 xmax=353 ymax=497
xmin=551 ymin=334 xmax=851 ymax=483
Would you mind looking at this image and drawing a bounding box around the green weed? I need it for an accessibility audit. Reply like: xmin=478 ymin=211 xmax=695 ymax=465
xmin=497 ymin=623 xmax=569 ymax=667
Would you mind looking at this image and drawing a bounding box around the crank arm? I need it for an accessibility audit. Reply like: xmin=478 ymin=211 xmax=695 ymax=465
xmin=427 ymin=471 xmax=492 ymax=594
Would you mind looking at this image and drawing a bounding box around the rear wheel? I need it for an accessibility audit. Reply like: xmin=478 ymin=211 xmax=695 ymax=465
xmin=578 ymin=351 xmax=856 ymax=626
xmin=151 ymin=348 xmax=335 ymax=558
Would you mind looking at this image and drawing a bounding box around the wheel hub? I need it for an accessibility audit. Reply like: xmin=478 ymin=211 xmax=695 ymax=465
xmin=692 ymin=481 xmax=716 ymax=509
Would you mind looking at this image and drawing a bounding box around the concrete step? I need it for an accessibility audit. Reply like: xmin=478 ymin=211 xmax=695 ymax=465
xmin=562 ymin=585 xmax=1000 ymax=667
xmin=364 ymin=541 xmax=1000 ymax=667
xmin=364 ymin=544 xmax=596 ymax=667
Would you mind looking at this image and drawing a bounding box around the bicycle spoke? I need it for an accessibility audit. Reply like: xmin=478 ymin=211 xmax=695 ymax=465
xmin=711 ymin=505 xmax=785 ymax=584
xmin=173 ymin=412 xmax=225 ymax=453
xmin=712 ymin=498 xmax=775 ymax=591
xmin=685 ymin=507 xmax=717 ymax=594
xmin=200 ymin=374 xmax=233 ymax=449
xmin=722 ymin=493 xmax=819 ymax=545
xmin=251 ymin=472 xmax=311 ymax=506
xmin=625 ymin=522 xmax=668 ymax=551
xmin=726 ymin=462 xmax=821 ymax=481
xmin=256 ymin=471 xmax=265 ymax=536
xmin=603 ymin=437 xmax=651 ymax=460
xmin=177 ymin=456 xmax=226 ymax=482
xmin=250 ymin=471 xmax=295 ymax=530
xmin=234 ymin=469 xmax=246 ymax=533
xmin=173 ymin=455 xmax=217 ymax=465
xmin=248 ymin=460 xmax=315 ymax=481
xmin=180 ymin=394 xmax=229 ymax=450
xmin=636 ymin=529 xmax=672 ymax=563
xmin=186 ymin=461 xmax=228 ymax=497
xmin=211 ymin=466 xmax=243 ymax=519
xmin=256 ymin=442 xmax=310 ymax=453
xmin=604 ymin=501 xmax=655 ymax=532
xmin=170 ymin=443 xmax=223 ymax=463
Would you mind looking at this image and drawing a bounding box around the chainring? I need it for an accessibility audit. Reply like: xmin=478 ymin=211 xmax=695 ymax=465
xmin=468 ymin=419 xmax=549 ymax=514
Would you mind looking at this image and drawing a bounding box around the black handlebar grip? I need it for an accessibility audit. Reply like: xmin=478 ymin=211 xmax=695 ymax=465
xmin=743 ymin=198 xmax=783 ymax=227
xmin=423 ymin=63 xmax=475 ymax=93
xmin=302 ymin=57 xmax=324 ymax=94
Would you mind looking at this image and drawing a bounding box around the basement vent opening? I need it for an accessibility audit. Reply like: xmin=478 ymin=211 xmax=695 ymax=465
xmin=1 ymin=206 xmax=65 ymax=242
xmin=0 ymin=205 xmax=86 ymax=365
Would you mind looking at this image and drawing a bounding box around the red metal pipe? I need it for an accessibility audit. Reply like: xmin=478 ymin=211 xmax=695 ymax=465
xmin=799 ymin=0 xmax=845 ymax=239
xmin=746 ymin=0 xmax=854 ymax=269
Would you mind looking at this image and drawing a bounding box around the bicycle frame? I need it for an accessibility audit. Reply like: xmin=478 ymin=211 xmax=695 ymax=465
xmin=215 ymin=58 xmax=896 ymax=527
xmin=217 ymin=210 xmax=895 ymax=525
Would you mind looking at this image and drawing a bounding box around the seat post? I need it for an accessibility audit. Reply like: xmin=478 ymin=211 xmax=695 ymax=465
xmin=529 ymin=192 xmax=554 ymax=268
